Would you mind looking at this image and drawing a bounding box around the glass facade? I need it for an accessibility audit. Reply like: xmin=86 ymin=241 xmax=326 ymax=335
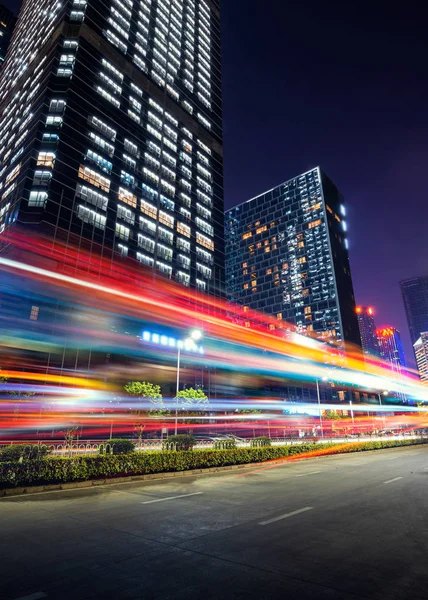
xmin=400 ymin=276 xmax=428 ymax=346
xmin=376 ymin=327 xmax=406 ymax=373
xmin=414 ymin=332 xmax=428 ymax=385
xmin=0 ymin=0 xmax=224 ymax=295
xmin=356 ymin=306 xmax=380 ymax=357
xmin=225 ymin=168 xmax=361 ymax=347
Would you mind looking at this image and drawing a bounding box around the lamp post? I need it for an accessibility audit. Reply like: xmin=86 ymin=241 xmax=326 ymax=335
xmin=175 ymin=329 xmax=203 ymax=435
xmin=377 ymin=390 xmax=388 ymax=430
xmin=315 ymin=379 xmax=325 ymax=439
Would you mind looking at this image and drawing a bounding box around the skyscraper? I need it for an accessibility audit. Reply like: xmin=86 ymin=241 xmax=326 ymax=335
xmin=400 ymin=276 xmax=428 ymax=346
xmin=0 ymin=4 xmax=16 ymax=67
xmin=413 ymin=332 xmax=428 ymax=385
xmin=0 ymin=0 xmax=224 ymax=295
xmin=356 ymin=306 xmax=380 ymax=357
xmin=225 ymin=167 xmax=361 ymax=347
xmin=376 ymin=327 xmax=406 ymax=372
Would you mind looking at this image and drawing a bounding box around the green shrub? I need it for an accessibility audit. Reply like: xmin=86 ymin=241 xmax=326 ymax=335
xmin=99 ymin=439 xmax=135 ymax=455
xmin=162 ymin=434 xmax=196 ymax=451
xmin=0 ymin=438 xmax=426 ymax=489
xmin=214 ymin=439 xmax=237 ymax=449
xmin=250 ymin=436 xmax=272 ymax=448
xmin=0 ymin=444 xmax=51 ymax=462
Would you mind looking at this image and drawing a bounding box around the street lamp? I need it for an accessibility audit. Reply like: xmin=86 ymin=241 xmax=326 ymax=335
xmin=315 ymin=377 xmax=327 ymax=439
xmin=175 ymin=329 xmax=203 ymax=435
xmin=377 ymin=390 xmax=388 ymax=429
xmin=141 ymin=328 xmax=204 ymax=437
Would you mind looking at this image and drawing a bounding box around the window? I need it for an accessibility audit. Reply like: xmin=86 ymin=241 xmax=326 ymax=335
xmin=138 ymin=234 xmax=155 ymax=253
xmin=118 ymin=187 xmax=137 ymax=208
xmin=115 ymin=222 xmax=130 ymax=240
xmin=49 ymin=99 xmax=66 ymax=113
xmin=308 ymin=219 xmax=322 ymax=229
xmin=177 ymin=222 xmax=191 ymax=237
xmin=120 ymin=170 xmax=136 ymax=188
xmin=46 ymin=116 xmax=63 ymax=126
xmin=77 ymin=205 xmax=106 ymax=229
xmin=90 ymin=116 xmax=117 ymax=140
xmin=5 ymin=163 xmax=21 ymax=184
xmin=33 ymin=170 xmax=52 ymax=185
xmin=57 ymin=68 xmax=73 ymax=77
xmin=177 ymin=237 xmax=190 ymax=252
xmin=78 ymin=165 xmax=110 ymax=192
xmin=76 ymin=184 xmax=108 ymax=210
xmin=159 ymin=210 xmax=174 ymax=228
xmin=137 ymin=252 xmax=154 ymax=267
xmin=141 ymin=199 xmax=157 ymax=219
xmin=86 ymin=149 xmax=112 ymax=173
xmin=124 ymin=138 xmax=139 ymax=156
xmin=28 ymin=191 xmax=48 ymax=207
xmin=196 ymin=232 xmax=214 ymax=251
xmin=117 ymin=204 xmax=135 ymax=224
xmin=256 ymin=225 xmax=267 ymax=234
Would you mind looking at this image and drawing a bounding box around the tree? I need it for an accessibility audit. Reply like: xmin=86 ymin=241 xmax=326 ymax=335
xmin=124 ymin=381 xmax=168 ymax=415
xmin=175 ymin=387 xmax=209 ymax=411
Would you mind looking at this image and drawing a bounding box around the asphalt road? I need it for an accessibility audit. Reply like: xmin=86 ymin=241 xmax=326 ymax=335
xmin=1 ymin=445 xmax=427 ymax=600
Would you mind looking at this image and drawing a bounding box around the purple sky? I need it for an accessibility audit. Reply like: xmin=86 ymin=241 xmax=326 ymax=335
xmin=221 ymin=0 xmax=428 ymax=364
xmin=3 ymin=0 xmax=428 ymax=362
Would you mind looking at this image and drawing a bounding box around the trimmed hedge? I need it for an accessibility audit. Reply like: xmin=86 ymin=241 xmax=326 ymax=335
xmin=99 ymin=439 xmax=135 ymax=455
xmin=0 ymin=444 xmax=52 ymax=462
xmin=0 ymin=438 xmax=426 ymax=488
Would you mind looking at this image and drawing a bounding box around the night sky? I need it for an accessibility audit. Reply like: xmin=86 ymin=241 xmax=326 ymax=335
xmin=221 ymin=0 xmax=428 ymax=363
xmin=3 ymin=0 xmax=428 ymax=362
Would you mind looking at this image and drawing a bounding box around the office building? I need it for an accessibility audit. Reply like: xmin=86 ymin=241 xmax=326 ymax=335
xmin=356 ymin=305 xmax=380 ymax=357
xmin=0 ymin=0 xmax=224 ymax=295
xmin=225 ymin=168 xmax=361 ymax=347
xmin=400 ymin=276 xmax=428 ymax=346
xmin=0 ymin=4 xmax=16 ymax=67
xmin=414 ymin=332 xmax=428 ymax=385
xmin=376 ymin=327 xmax=406 ymax=372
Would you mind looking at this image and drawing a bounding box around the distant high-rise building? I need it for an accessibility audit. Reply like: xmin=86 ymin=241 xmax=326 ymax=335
xmin=225 ymin=167 xmax=361 ymax=347
xmin=413 ymin=332 xmax=428 ymax=385
xmin=0 ymin=0 xmax=224 ymax=295
xmin=356 ymin=306 xmax=380 ymax=357
xmin=0 ymin=4 xmax=16 ymax=66
xmin=400 ymin=276 xmax=428 ymax=346
xmin=376 ymin=327 xmax=406 ymax=373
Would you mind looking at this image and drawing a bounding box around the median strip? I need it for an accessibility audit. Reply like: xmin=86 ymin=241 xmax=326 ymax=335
xmin=259 ymin=506 xmax=313 ymax=526
xmin=142 ymin=492 xmax=203 ymax=504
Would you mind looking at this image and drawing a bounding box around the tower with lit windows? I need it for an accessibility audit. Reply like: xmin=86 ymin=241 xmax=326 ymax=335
xmin=356 ymin=306 xmax=380 ymax=357
xmin=414 ymin=332 xmax=428 ymax=385
xmin=376 ymin=327 xmax=406 ymax=372
xmin=0 ymin=0 xmax=224 ymax=295
xmin=225 ymin=168 xmax=361 ymax=348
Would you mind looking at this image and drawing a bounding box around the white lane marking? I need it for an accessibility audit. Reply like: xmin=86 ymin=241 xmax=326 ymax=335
xmin=259 ymin=506 xmax=313 ymax=526
xmin=142 ymin=492 xmax=203 ymax=504
xmin=383 ymin=477 xmax=403 ymax=484
xmin=296 ymin=471 xmax=322 ymax=477
xmin=14 ymin=593 xmax=47 ymax=600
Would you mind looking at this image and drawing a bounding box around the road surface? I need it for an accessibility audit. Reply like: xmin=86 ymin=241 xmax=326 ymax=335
xmin=1 ymin=445 xmax=427 ymax=600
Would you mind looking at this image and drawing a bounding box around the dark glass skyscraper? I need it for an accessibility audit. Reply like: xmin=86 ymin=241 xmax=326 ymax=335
xmin=0 ymin=4 xmax=16 ymax=67
xmin=356 ymin=305 xmax=380 ymax=357
xmin=225 ymin=167 xmax=361 ymax=348
xmin=376 ymin=327 xmax=406 ymax=371
xmin=400 ymin=276 xmax=428 ymax=346
xmin=0 ymin=0 xmax=224 ymax=295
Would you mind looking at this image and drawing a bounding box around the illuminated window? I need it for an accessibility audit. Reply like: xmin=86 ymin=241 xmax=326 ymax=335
xmin=256 ymin=242 xmax=262 ymax=249
xmin=308 ymin=219 xmax=321 ymax=229
xmin=251 ymin=280 xmax=257 ymax=287
xmin=269 ymin=324 xmax=275 ymax=330
xmin=242 ymin=262 xmax=248 ymax=268
xmin=118 ymin=187 xmax=137 ymax=208
xmin=243 ymin=306 xmax=249 ymax=312
xmin=243 ymin=283 xmax=249 ymax=290
xmin=78 ymin=166 xmax=110 ymax=192
xmin=256 ymin=225 xmax=267 ymax=234
xmin=242 ymin=269 xmax=248 ymax=275
xmin=298 ymin=241 xmax=304 ymax=248
xmin=298 ymin=257 xmax=306 ymax=264
xmin=266 ymin=268 xmax=272 ymax=275
xmin=277 ymin=313 xmax=282 ymax=320
xmin=30 ymin=306 xmax=39 ymax=321
xmin=265 ymin=246 xmax=270 ymax=253
xmin=242 ymin=232 xmax=252 ymax=240
xmin=36 ymin=152 xmax=55 ymax=168
xmin=177 ymin=222 xmax=191 ymax=237
xmin=245 ymin=321 xmax=250 ymax=328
